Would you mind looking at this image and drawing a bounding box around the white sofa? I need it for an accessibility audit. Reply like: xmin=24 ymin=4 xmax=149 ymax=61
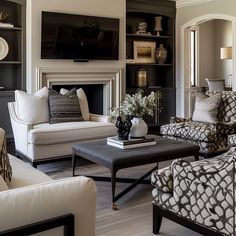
xmin=0 ymin=129 xmax=96 ymax=236
xmin=8 ymin=88 xmax=117 ymax=167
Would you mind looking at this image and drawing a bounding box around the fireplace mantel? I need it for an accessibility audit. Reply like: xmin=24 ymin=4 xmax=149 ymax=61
xmin=36 ymin=67 xmax=122 ymax=115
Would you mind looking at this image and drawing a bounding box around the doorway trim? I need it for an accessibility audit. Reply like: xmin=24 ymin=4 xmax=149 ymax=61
xmin=180 ymin=14 xmax=236 ymax=117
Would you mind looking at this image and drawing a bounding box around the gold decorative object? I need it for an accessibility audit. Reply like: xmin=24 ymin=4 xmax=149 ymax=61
xmin=0 ymin=11 xmax=9 ymax=22
xmin=136 ymin=69 xmax=147 ymax=87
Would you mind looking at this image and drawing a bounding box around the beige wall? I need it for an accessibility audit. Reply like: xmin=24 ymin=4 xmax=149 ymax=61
xmin=215 ymin=19 xmax=232 ymax=83
xmin=198 ymin=19 xmax=232 ymax=87
xmin=26 ymin=0 xmax=126 ymax=93
xmin=198 ymin=20 xmax=215 ymax=87
xmin=176 ymin=0 xmax=236 ymax=116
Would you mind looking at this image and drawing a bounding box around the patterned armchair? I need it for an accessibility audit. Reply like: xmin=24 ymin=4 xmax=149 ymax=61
xmin=161 ymin=91 xmax=236 ymax=157
xmin=151 ymin=134 xmax=236 ymax=236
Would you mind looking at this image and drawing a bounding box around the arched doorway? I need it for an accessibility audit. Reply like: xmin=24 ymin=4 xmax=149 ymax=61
xmin=180 ymin=14 xmax=236 ymax=117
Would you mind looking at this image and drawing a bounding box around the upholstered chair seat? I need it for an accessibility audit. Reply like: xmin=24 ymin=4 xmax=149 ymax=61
xmin=161 ymin=91 xmax=236 ymax=157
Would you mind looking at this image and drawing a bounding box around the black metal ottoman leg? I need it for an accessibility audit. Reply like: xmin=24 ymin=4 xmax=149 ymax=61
xmin=111 ymin=170 xmax=118 ymax=210
xmin=72 ymin=153 xmax=77 ymax=176
xmin=153 ymin=205 xmax=162 ymax=234
xmin=194 ymin=154 xmax=199 ymax=161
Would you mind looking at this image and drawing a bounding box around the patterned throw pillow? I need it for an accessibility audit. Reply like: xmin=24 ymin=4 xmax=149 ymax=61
xmin=0 ymin=128 xmax=12 ymax=183
xmin=48 ymin=88 xmax=84 ymax=123
xmin=192 ymin=92 xmax=221 ymax=123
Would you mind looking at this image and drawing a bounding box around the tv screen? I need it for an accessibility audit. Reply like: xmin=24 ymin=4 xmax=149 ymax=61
xmin=41 ymin=11 xmax=119 ymax=60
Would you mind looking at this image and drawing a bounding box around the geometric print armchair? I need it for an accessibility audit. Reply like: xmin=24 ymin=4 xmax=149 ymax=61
xmin=161 ymin=91 xmax=236 ymax=157
xmin=151 ymin=134 xmax=236 ymax=235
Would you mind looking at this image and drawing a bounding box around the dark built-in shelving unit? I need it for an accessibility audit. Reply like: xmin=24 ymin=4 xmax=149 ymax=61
xmin=0 ymin=0 xmax=26 ymax=138
xmin=126 ymin=0 xmax=176 ymax=133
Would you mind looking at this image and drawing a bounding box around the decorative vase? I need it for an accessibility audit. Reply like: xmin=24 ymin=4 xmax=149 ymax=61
xmin=156 ymin=44 xmax=167 ymax=64
xmin=154 ymin=16 xmax=163 ymax=36
xmin=130 ymin=117 xmax=148 ymax=138
xmin=115 ymin=115 xmax=132 ymax=140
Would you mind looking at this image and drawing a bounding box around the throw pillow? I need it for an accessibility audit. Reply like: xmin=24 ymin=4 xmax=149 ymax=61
xmin=0 ymin=128 xmax=12 ymax=184
xmin=59 ymin=88 xmax=90 ymax=121
xmin=192 ymin=92 xmax=221 ymax=123
xmin=48 ymin=88 xmax=84 ymax=123
xmin=15 ymin=87 xmax=49 ymax=124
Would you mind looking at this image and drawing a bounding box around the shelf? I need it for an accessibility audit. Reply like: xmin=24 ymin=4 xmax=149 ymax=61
xmin=126 ymin=33 xmax=172 ymax=39
xmin=126 ymin=87 xmax=175 ymax=91
xmin=0 ymin=27 xmax=22 ymax=31
xmin=126 ymin=63 xmax=172 ymax=66
xmin=0 ymin=61 xmax=22 ymax=64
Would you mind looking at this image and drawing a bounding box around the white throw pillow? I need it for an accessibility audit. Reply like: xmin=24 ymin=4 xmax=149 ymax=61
xmin=192 ymin=92 xmax=221 ymax=123
xmin=77 ymin=88 xmax=90 ymax=121
xmin=59 ymin=88 xmax=90 ymax=121
xmin=15 ymin=87 xmax=49 ymax=124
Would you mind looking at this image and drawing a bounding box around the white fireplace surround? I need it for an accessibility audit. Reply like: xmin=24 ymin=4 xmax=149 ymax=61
xmin=36 ymin=67 xmax=122 ymax=115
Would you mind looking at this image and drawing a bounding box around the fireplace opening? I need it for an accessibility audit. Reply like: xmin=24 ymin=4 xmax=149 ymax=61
xmin=52 ymin=84 xmax=103 ymax=115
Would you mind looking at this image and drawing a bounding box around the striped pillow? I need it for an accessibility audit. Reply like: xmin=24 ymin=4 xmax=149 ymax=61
xmin=48 ymin=88 xmax=84 ymax=123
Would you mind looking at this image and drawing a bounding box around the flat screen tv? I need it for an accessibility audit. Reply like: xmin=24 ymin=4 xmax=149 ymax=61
xmin=41 ymin=11 xmax=119 ymax=60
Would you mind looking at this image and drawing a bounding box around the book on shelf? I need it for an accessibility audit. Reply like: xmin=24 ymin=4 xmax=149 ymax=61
xmin=107 ymin=136 xmax=156 ymax=149
xmin=0 ymin=22 xmax=14 ymax=28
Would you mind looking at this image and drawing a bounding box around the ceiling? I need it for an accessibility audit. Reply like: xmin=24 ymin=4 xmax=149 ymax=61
xmin=172 ymin=0 xmax=214 ymax=8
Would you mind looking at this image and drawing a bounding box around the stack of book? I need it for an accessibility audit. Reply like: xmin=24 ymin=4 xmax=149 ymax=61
xmin=107 ymin=136 xmax=156 ymax=149
xmin=0 ymin=22 xmax=14 ymax=28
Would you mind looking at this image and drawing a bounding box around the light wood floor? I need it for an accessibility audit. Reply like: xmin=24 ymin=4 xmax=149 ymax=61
xmin=39 ymin=157 xmax=202 ymax=236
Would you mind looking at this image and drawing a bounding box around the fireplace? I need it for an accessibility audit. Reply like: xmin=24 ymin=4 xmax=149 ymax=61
xmin=36 ymin=67 xmax=122 ymax=115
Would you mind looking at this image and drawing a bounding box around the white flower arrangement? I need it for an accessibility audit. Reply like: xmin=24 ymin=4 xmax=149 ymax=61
xmin=111 ymin=89 xmax=162 ymax=118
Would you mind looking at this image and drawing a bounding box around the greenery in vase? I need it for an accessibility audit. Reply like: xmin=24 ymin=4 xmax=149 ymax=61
xmin=110 ymin=89 xmax=162 ymax=118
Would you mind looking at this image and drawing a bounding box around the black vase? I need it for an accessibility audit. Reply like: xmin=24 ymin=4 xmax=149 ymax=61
xmin=115 ymin=115 xmax=132 ymax=140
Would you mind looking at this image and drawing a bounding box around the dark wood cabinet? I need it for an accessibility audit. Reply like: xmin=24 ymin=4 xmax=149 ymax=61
xmin=0 ymin=0 xmax=26 ymax=138
xmin=126 ymin=0 xmax=176 ymax=131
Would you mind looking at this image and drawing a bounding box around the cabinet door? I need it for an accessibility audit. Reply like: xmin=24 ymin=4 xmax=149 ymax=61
xmin=0 ymin=92 xmax=14 ymax=138
xmin=158 ymin=88 xmax=176 ymax=125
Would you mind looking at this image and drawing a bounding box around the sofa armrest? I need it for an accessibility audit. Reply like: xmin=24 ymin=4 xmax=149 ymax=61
xmin=0 ymin=176 xmax=96 ymax=236
xmin=171 ymin=154 xmax=235 ymax=204
xmin=8 ymin=102 xmax=33 ymax=155
xmin=151 ymin=166 xmax=173 ymax=193
xmin=215 ymin=121 xmax=236 ymax=136
xmin=89 ymin=113 xmax=112 ymax=123
xmin=170 ymin=117 xmax=191 ymax=123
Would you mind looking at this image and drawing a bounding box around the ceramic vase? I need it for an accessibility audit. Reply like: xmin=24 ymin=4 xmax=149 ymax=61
xmin=130 ymin=117 xmax=148 ymax=138
xmin=156 ymin=44 xmax=167 ymax=64
xmin=154 ymin=16 xmax=163 ymax=36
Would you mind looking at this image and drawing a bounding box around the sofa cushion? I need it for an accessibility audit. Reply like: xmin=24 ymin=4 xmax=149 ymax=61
xmin=161 ymin=121 xmax=222 ymax=142
xmin=48 ymin=88 xmax=84 ymax=124
xmin=192 ymin=92 xmax=221 ymax=123
xmin=0 ymin=175 xmax=9 ymax=191
xmin=28 ymin=121 xmax=116 ymax=145
xmin=60 ymin=88 xmax=90 ymax=121
xmin=8 ymin=155 xmax=52 ymax=189
xmin=0 ymin=128 xmax=12 ymax=183
xmin=206 ymin=91 xmax=236 ymax=122
xmin=15 ymin=88 xmax=49 ymax=124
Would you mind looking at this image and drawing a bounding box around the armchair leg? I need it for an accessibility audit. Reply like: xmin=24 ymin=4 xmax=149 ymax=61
xmin=153 ymin=204 xmax=162 ymax=234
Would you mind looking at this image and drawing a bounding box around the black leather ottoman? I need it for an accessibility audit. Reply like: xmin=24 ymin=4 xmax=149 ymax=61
xmin=72 ymin=135 xmax=199 ymax=209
